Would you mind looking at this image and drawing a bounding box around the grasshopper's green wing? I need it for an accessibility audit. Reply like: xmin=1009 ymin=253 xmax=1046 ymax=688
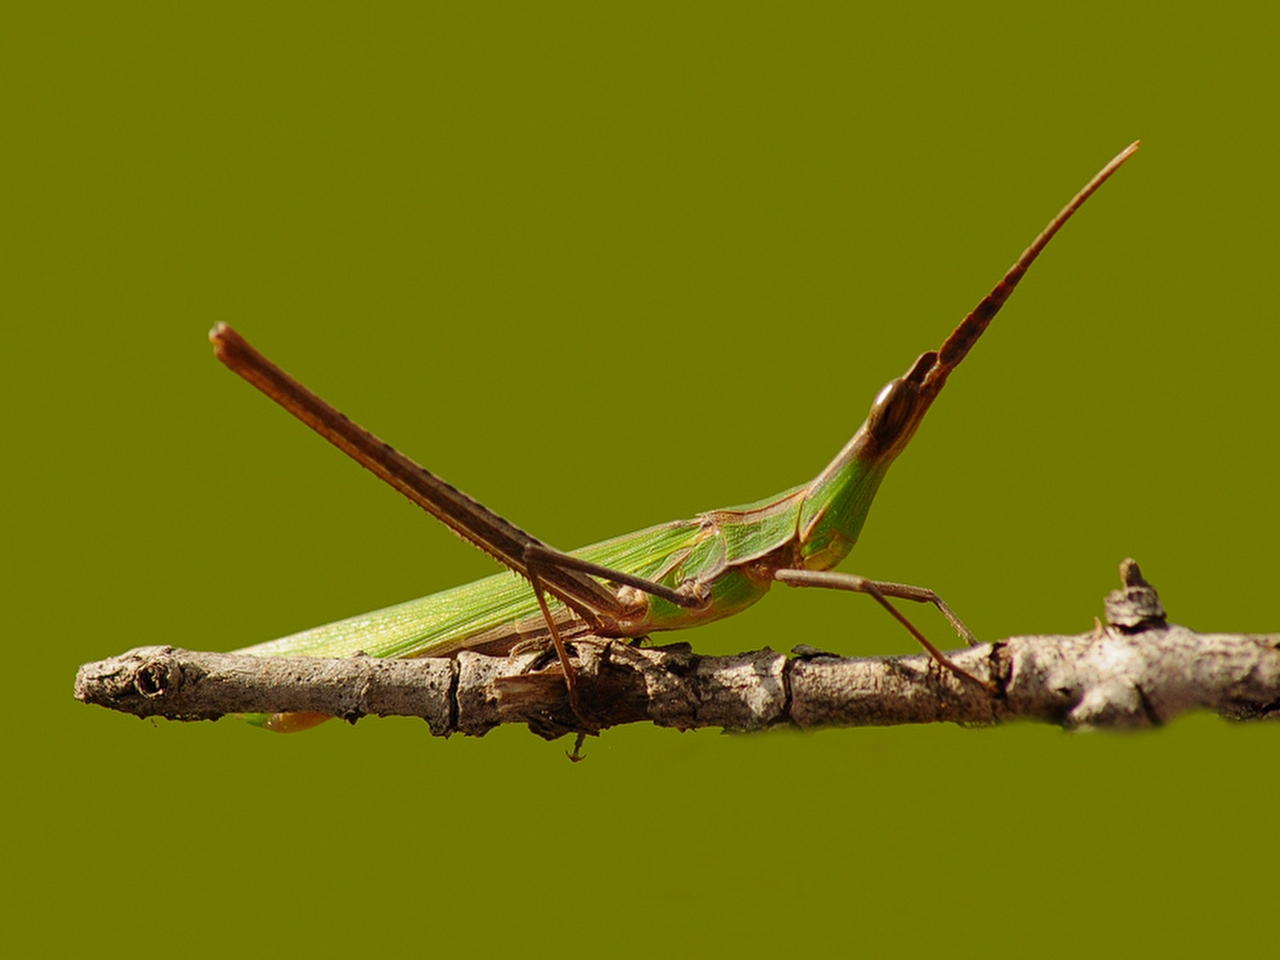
xmin=234 ymin=518 xmax=712 ymax=660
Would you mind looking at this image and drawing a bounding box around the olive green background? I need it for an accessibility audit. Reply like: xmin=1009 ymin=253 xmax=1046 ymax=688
xmin=5 ymin=3 xmax=1277 ymax=956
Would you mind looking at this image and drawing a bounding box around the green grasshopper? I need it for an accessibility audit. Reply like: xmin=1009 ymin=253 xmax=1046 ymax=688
xmin=213 ymin=141 xmax=1138 ymax=731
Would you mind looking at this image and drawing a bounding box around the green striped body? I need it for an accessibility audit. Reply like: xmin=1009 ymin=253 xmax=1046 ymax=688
xmin=236 ymin=454 xmax=889 ymax=661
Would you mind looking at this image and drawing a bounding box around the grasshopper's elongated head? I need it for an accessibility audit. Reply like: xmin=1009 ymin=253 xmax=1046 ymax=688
xmin=794 ymin=349 xmax=941 ymax=570
xmin=796 ymin=141 xmax=1140 ymax=571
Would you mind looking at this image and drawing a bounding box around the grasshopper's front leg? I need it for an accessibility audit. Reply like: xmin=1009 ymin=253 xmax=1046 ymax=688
xmin=775 ymin=568 xmax=977 ymax=645
xmin=774 ymin=568 xmax=990 ymax=690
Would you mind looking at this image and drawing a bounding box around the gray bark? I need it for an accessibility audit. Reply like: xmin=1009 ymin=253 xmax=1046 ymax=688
xmin=74 ymin=561 xmax=1280 ymax=739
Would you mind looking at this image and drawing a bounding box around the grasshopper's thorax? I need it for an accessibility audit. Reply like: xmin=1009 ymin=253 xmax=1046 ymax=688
xmin=797 ymin=448 xmax=890 ymax=570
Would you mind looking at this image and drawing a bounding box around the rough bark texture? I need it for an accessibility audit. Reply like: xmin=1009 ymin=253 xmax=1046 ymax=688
xmin=74 ymin=561 xmax=1280 ymax=738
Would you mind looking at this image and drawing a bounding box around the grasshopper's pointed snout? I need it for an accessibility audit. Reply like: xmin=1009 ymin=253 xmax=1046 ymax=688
xmin=810 ymin=143 xmax=1138 ymax=498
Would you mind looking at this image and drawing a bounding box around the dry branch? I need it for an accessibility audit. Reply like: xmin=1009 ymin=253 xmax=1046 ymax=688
xmin=74 ymin=561 xmax=1280 ymax=739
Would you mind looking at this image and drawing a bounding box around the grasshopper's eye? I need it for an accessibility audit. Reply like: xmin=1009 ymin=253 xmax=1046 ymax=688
xmin=865 ymin=349 xmax=936 ymax=451
xmin=867 ymin=378 xmax=920 ymax=448
xmin=871 ymin=380 xmax=897 ymax=410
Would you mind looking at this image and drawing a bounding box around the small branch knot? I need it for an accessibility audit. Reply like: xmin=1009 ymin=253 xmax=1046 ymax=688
xmin=135 ymin=655 xmax=179 ymax=698
xmin=1104 ymin=558 xmax=1167 ymax=632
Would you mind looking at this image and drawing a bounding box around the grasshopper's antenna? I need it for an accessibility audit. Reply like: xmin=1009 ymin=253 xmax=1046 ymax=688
xmin=929 ymin=140 xmax=1141 ymax=385
xmin=851 ymin=142 xmax=1141 ymax=467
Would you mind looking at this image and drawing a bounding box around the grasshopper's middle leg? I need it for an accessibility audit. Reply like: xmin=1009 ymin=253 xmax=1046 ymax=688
xmin=522 ymin=542 xmax=709 ymax=728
